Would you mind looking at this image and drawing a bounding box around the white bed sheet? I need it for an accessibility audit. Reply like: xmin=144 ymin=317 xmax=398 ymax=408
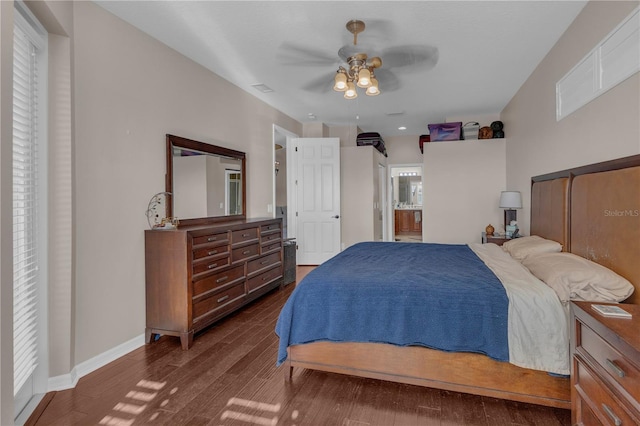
xmin=469 ymin=243 xmax=570 ymax=375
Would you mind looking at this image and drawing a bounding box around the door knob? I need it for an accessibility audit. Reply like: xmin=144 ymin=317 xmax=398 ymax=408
xmin=332 ymin=215 xmax=340 ymax=219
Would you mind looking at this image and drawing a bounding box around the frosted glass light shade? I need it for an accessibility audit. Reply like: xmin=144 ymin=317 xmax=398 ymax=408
xmin=356 ymin=68 xmax=371 ymax=88
xmin=499 ymin=191 xmax=522 ymax=209
xmin=344 ymin=81 xmax=358 ymax=99
xmin=366 ymin=77 xmax=380 ymax=96
xmin=333 ymin=72 xmax=347 ymax=91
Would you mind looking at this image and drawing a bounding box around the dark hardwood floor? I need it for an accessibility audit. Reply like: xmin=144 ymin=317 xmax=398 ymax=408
xmin=28 ymin=266 xmax=570 ymax=425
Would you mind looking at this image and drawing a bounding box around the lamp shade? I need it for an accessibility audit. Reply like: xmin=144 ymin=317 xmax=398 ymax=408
xmin=365 ymin=77 xmax=380 ymax=96
xmin=499 ymin=191 xmax=522 ymax=209
xmin=333 ymin=71 xmax=347 ymax=92
xmin=344 ymin=81 xmax=358 ymax=99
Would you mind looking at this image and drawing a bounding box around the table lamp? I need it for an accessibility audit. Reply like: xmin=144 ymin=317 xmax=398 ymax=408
xmin=499 ymin=191 xmax=522 ymax=231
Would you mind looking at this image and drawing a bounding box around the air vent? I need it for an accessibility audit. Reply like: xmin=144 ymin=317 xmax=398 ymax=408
xmin=251 ymin=83 xmax=274 ymax=93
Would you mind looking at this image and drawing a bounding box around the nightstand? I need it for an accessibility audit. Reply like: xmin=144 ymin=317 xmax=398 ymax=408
xmin=484 ymin=235 xmax=510 ymax=246
xmin=571 ymin=301 xmax=640 ymax=426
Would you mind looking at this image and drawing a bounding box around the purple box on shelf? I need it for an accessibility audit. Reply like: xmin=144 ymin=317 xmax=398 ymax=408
xmin=427 ymin=122 xmax=463 ymax=141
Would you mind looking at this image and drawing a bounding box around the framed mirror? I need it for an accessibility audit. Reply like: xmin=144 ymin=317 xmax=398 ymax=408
xmin=166 ymin=134 xmax=246 ymax=226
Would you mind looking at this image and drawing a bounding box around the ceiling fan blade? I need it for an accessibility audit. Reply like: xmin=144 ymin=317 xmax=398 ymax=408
xmin=374 ymin=68 xmax=401 ymax=92
xmin=301 ymin=72 xmax=336 ymax=93
xmin=337 ymin=43 xmax=379 ymax=62
xmin=277 ymin=42 xmax=338 ymax=66
xmin=381 ymin=45 xmax=439 ymax=70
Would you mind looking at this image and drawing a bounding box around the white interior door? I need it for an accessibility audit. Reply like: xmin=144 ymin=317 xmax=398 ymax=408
xmin=292 ymin=137 xmax=341 ymax=265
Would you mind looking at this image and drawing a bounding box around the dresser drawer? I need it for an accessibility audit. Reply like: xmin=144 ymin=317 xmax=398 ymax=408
xmin=575 ymin=359 xmax=638 ymax=426
xmin=192 ymin=243 xmax=229 ymax=261
xmin=580 ymin=322 xmax=640 ymax=402
xmin=261 ymin=222 xmax=281 ymax=234
xmin=231 ymin=243 xmax=260 ymax=262
xmin=231 ymin=228 xmax=258 ymax=244
xmin=192 ymin=282 xmax=245 ymax=323
xmin=192 ymin=264 xmax=245 ymax=298
xmin=247 ymin=251 xmax=282 ymax=275
xmin=247 ymin=265 xmax=282 ymax=293
xmin=261 ymin=241 xmax=282 ymax=254
xmin=576 ymin=400 xmax=603 ymax=426
xmin=261 ymin=231 xmax=281 ymax=245
xmin=192 ymin=254 xmax=230 ymax=276
xmin=192 ymin=231 xmax=229 ymax=247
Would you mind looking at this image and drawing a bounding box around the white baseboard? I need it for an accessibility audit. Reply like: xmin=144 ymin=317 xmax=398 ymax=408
xmin=47 ymin=333 xmax=145 ymax=391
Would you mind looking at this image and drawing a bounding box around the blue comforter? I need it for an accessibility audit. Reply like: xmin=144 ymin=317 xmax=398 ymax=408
xmin=275 ymin=242 xmax=509 ymax=365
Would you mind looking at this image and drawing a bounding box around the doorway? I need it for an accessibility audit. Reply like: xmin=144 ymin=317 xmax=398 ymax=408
xmin=272 ymin=125 xmax=298 ymax=239
xmin=389 ymin=165 xmax=423 ymax=242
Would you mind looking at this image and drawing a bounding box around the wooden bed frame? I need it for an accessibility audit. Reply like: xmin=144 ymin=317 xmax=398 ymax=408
xmin=284 ymin=154 xmax=640 ymax=409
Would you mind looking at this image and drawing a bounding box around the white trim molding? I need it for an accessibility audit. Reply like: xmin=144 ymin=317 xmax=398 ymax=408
xmin=47 ymin=334 xmax=145 ymax=391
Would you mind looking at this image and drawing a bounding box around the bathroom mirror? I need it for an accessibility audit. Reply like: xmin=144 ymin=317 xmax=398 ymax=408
xmin=166 ymin=134 xmax=246 ymax=226
xmin=398 ymin=176 xmax=423 ymax=206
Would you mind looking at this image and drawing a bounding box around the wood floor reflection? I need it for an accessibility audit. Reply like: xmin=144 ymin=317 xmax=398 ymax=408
xmin=28 ymin=265 xmax=569 ymax=426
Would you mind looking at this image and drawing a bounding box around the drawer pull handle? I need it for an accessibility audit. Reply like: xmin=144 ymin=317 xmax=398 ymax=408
xmin=601 ymin=403 xmax=622 ymax=426
xmin=242 ymin=233 xmax=250 ymax=237
xmin=262 ymin=277 xmax=268 ymax=281
xmin=260 ymin=260 xmax=270 ymax=265
xmin=208 ymin=250 xmax=218 ymax=256
xmin=606 ymin=359 xmax=626 ymax=378
xmin=216 ymin=276 xmax=228 ymax=283
xmin=207 ymin=237 xmax=217 ymax=242
xmin=242 ymin=250 xmax=251 ymax=255
xmin=217 ymin=295 xmax=230 ymax=303
xmin=207 ymin=263 xmax=218 ymax=270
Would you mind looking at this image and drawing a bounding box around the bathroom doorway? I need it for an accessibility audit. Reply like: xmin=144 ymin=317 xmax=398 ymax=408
xmin=389 ymin=165 xmax=423 ymax=242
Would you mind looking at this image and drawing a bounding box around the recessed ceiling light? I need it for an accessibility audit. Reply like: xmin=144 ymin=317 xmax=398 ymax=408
xmin=251 ymin=83 xmax=274 ymax=93
xmin=398 ymin=126 xmax=407 ymax=130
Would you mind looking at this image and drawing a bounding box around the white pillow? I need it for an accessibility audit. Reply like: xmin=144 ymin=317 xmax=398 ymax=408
xmin=502 ymin=235 xmax=562 ymax=261
xmin=521 ymin=252 xmax=635 ymax=303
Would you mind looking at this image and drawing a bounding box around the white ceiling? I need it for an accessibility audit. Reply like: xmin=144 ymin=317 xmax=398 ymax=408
xmin=95 ymin=1 xmax=587 ymax=137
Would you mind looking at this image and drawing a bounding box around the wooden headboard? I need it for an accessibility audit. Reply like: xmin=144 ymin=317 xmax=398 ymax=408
xmin=571 ymin=164 xmax=640 ymax=304
xmin=530 ymin=177 xmax=570 ymax=251
xmin=531 ymin=155 xmax=640 ymax=304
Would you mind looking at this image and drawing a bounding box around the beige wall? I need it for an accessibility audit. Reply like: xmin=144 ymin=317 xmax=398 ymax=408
xmin=329 ymin=124 xmax=361 ymax=147
xmin=385 ymin=135 xmax=423 ymax=164
xmin=71 ymin=1 xmax=301 ymax=365
xmin=502 ymin=1 xmax=640 ymax=234
xmin=340 ymin=145 xmax=387 ymax=248
xmin=423 ymin=139 xmax=506 ymax=244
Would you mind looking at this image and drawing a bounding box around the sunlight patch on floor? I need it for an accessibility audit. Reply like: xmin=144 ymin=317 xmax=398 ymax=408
xmin=220 ymin=397 xmax=283 ymax=425
xmin=98 ymin=379 xmax=167 ymax=425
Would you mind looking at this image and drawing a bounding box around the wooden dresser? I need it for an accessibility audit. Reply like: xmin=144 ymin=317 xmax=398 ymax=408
xmin=571 ymin=301 xmax=640 ymax=425
xmin=145 ymin=218 xmax=283 ymax=349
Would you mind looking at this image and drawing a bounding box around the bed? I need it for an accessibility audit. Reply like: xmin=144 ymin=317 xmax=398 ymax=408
xmin=275 ymin=154 xmax=640 ymax=409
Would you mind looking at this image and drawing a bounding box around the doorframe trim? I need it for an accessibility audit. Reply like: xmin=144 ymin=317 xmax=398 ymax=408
xmin=387 ymin=163 xmax=424 ymax=242
xmin=272 ymin=124 xmax=298 ymax=225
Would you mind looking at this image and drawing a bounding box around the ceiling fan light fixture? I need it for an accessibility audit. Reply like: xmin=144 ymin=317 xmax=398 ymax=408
xmin=334 ymin=20 xmax=385 ymax=100
xmin=357 ymin=67 xmax=371 ymax=88
xmin=366 ymin=77 xmax=380 ymax=96
xmin=333 ymin=69 xmax=348 ymax=92
xmin=344 ymin=80 xmax=358 ymax=99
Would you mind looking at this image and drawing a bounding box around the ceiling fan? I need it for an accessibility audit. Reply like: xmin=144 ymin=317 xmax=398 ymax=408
xmin=277 ymin=19 xmax=439 ymax=96
xmin=333 ymin=20 xmax=383 ymax=98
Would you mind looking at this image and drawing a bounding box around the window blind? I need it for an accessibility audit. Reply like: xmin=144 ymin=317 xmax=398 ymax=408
xmin=13 ymin=22 xmax=40 ymax=396
xmin=556 ymin=7 xmax=640 ymax=120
